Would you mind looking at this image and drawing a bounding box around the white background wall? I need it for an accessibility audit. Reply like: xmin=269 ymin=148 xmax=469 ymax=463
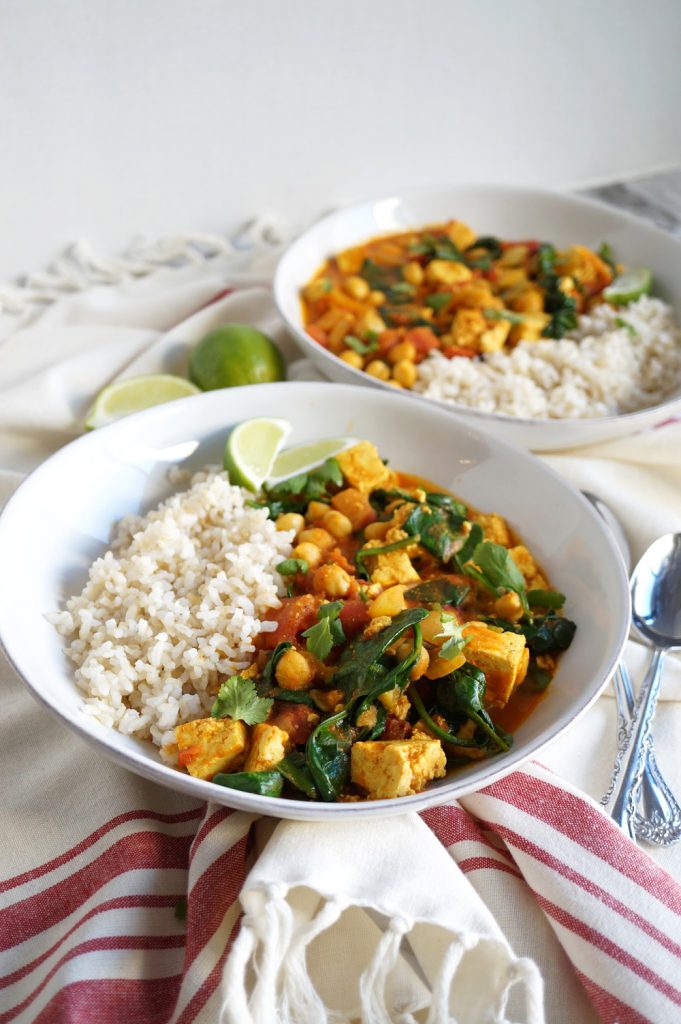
xmin=1 ymin=0 xmax=680 ymax=278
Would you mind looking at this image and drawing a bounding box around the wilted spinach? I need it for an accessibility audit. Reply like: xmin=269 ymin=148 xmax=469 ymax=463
xmin=405 ymin=578 xmax=471 ymax=607
xmin=483 ymin=614 xmax=577 ymax=653
xmin=333 ymin=608 xmax=428 ymax=701
xmin=462 ymin=541 xmax=529 ymax=612
xmin=277 ymin=752 xmax=319 ymax=799
xmin=435 ymin=665 xmax=511 ymax=751
xmin=212 ymin=771 xmax=284 ymax=797
xmin=258 ymin=458 xmax=342 ymax=519
xmin=306 ymin=707 xmax=355 ymax=802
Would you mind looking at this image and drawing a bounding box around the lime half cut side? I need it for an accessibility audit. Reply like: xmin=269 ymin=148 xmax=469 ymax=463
xmin=267 ymin=437 xmax=359 ymax=485
xmin=603 ymin=267 xmax=652 ymax=306
xmin=84 ymin=374 xmax=201 ymax=429
xmin=223 ymin=417 xmax=292 ymax=491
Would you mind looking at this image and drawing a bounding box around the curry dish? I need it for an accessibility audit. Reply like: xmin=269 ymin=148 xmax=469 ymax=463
xmin=174 ymin=442 xmax=576 ymax=801
xmin=300 ymin=219 xmax=615 ymax=389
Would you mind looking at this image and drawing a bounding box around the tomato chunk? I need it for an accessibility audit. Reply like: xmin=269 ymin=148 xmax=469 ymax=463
xmin=339 ymin=599 xmax=370 ymax=638
xmin=263 ymin=595 xmax=319 ymax=649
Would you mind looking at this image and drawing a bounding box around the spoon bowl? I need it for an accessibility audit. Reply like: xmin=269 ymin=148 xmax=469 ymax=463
xmin=631 ymin=533 xmax=681 ymax=648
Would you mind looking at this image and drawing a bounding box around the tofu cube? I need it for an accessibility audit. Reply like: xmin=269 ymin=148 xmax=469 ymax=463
xmin=446 ymin=220 xmax=477 ymax=250
xmin=470 ymin=512 xmax=512 ymax=547
xmin=336 ymin=441 xmax=395 ymax=495
xmin=508 ymin=545 xmax=548 ymax=590
xmin=175 ymin=717 xmax=248 ymax=780
xmin=363 ymin=538 xmax=420 ymax=587
xmin=426 ymin=259 xmax=473 ymax=287
xmin=331 ymin=487 xmax=376 ymax=530
xmin=462 ymin=622 xmax=529 ymax=707
xmin=450 ymin=309 xmax=487 ymax=351
xmin=244 ymin=723 xmax=289 ymax=772
xmin=480 ymin=319 xmax=511 ymax=353
xmin=351 ymin=736 xmax=446 ymax=799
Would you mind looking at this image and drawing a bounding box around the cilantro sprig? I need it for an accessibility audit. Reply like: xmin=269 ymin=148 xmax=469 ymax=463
xmin=436 ymin=611 xmax=470 ymax=661
xmin=302 ymin=602 xmax=346 ymax=661
xmin=211 ymin=675 xmax=273 ymax=725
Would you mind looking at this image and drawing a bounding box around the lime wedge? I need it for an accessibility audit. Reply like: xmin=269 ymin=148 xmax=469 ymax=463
xmin=84 ymin=374 xmax=201 ymax=429
xmin=603 ymin=267 xmax=652 ymax=306
xmin=267 ymin=437 xmax=358 ymax=485
xmin=223 ymin=418 xmax=292 ymax=490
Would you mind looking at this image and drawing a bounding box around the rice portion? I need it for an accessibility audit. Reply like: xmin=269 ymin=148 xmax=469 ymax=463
xmin=413 ymin=296 xmax=681 ymax=419
xmin=51 ymin=469 xmax=293 ymax=758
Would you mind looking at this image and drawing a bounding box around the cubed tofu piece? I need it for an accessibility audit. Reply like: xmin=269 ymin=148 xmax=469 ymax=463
xmin=480 ymin=319 xmax=511 ymax=353
xmin=175 ymin=717 xmax=248 ymax=780
xmin=451 ymin=282 xmax=502 ymax=310
xmin=446 ymin=220 xmax=477 ymax=250
xmin=351 ymin=736 xmax=446 ymax=799
xmin=378 ymin=687 xmax=411 ymax=719
xmin=336 ymin=441 xmax=395 ymax=495
xmin=470 ymin=512 xmax=512 ymax=547
xmin=244 ymin=723 xmax=289 ymax=772
xmin=331 ymin=487 xmax=376 ymax=530
xmin=508 ymin=313 xmax=551 ymax=345
xmin=462 ymin=622 xmax=528 ymax=707
xmin=426 ymin=259 xmax=473 ymax=287
xmin=363 ymin=538 xmax=420 ymax=587
xmin=451 ymin=308 xmax=487 ymax=351
xmin=562 ymin=245 xmax=613 ymax=290
xmin=508 ymin=545 xmax=548 ymax=590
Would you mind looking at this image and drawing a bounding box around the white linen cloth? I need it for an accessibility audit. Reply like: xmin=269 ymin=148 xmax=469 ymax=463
xmin=0 ymin=233 xmax=680 ymax=1024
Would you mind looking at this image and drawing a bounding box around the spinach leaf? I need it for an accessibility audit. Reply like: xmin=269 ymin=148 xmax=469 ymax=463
xmin=333 ymin=608 xmax=429 ymax=700
xmin=483 ymin=307 xmax=526 ymax=325
xmin=527 ymin=588 xmax=565 ymax=610
xmin=522 ymin=665 xmax=553 ymax=692
xmin=369 ymin=487 xmax=420 ymax=510
xmin=435 ymin=665 xmax=511 ymax=750
xmin=212 ymin=770 xmax=284 ymax=797
xmin=261 ymin=641 xmax=293 ymax=686
xmin=360 ymin=258 xmax=403 ymax=292
xmin=462 ymin=541 xmax=529 ymax=612
xmin=385 ymin=281 xmax=417 ymax=304
xmin=277 ymin=558 xmax=309 ymax=576
xmin=425 ymin=292 xmax=451 ymax=311
xmin=409 ymin=688 xmax=482 ymax=748
xmin=261 ymin=458 xmax=342 ymax=518
xmin=355 ymin=702 xmax=388 ymax=741
xmin=306 ymin=708 xmax=355 ymax=801
xmin=452 ymin=522 xmax=483 ymax=571
xmin=425 ymin=492 xmax=468 ymax=519
xmin=535 ymin=244 xmax=578 ymax=338
xmin=302 ymin=602 xmax=346 ymax=661
xmin=483 ymin=614 xmax=577 ymax=653
xmin=211 ymin=675 xmax=273 ymax=725
xmin=537 ymin=243 xmax=557 ymax=276
xmin=355 ymin=535 xmax=416 ymax=580
xmin=277 ymin=752 xmax=319 ymax=799
xmin=256 ymin=681 xmax=319 ymax=708
xmin=405 ymin=578 xmax=471 ymax=607
xmin=466 ymin=236 xmax=503 ymax=261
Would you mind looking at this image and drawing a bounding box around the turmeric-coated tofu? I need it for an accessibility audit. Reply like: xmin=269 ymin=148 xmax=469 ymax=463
xmin=351 ymin=736 xmax=446 ymax=799
xmin=363 ymin=537 xmax=420 ymax=587
xmin=336 ymin=441 xmax=395 ymax=495
xmin=331 ymin=487 xmax=376 ymax=530
xmin=175 ymin=717 xmax=248 ymax=780
xmin=479 ymin=319 xmax=511 ymax=353
xmin=450 ymin=308 xmax=486 ymax=351
xmin=244 ymin=723 xmax=289 ymax=772
xmin=508 ymin=545 xmax=548 ymax=590
xmin=470 ymin=512 xmax=511 ymax=547
xmin=462 ymin=621 xmax=529 ymax=707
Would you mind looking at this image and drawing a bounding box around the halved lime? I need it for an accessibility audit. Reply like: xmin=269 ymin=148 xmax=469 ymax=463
xmin=84 ymin=374 xmax=201 ymax=429
xmin=267 ymin=437 xmax=358 ymax=485
xmin=223 ymin=417 xmax=292 ymax=490
xmin=603 ymin=267 xmax=652 ymax=306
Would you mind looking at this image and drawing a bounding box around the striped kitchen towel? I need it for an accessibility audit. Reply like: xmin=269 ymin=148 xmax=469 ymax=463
xmin=1 ymin=760 xmax=678 ymax=1024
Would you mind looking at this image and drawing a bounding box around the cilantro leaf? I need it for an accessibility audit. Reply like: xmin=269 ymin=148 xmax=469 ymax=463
xmin=463 ymin=541 xmax=529 ymax=613
xmin=345 ymin=334 xmax=378 ymax=355
xmin=302 ymin=602 xmax=345 ymax=661
xmin=527 ymin=588 xmax=565 ymax=610
xmin=597 ymin=242 xmax=617 ymax=274
xmin=211 ymin=675 xmax=273 ymax=725
xmin=436 ymin=612 xmax=470 ymax=660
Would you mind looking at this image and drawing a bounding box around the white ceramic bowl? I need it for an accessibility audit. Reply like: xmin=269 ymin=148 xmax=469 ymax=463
xmin=274 ymin=185 xmax=681 ymax=451
xmin=0 ymin=383 xmax=629 ymax=819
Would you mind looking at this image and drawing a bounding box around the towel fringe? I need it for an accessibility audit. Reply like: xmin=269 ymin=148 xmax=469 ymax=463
xmin=281 ymin=896 xmax=347 ymax=1024
xmin=425 ymin=931 xmax=478 ymax=1024
xmin=219 ymin=915 xmax=256 ymax=1024
xmin=359 ymin=915 xmax=412 ymax=1024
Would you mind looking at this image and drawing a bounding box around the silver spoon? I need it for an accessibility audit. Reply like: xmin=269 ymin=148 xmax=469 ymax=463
xmin=609 ymin=534 xmax=681 ymax=841
xmin=582 ymin=494 xmax=681 ymax=844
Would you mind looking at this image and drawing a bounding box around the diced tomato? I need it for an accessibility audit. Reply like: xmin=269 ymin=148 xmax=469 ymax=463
xmin=270 ymin=703 xmax=320 ymax=745
xmin=177 ymin=745 xmax=201 ymax=767
xmin=307 ymin=324 xmax=329 ymax=348
xmin=377 ymin=329 xmax=402 ymax=357
xmin=380 ymin=717 xmax=413 ymax=740
xmin=404 ymin=327 xmax=439 ymax=362
xmin=327 ymin=545 xmax=356 ymax=575
xmin=262 ymin=595 xmax=319 ymax=649
xmin=441 ymin=345 xmax=478 ymax=359
xmin=339 ymin=598 xmax=370 ymax=638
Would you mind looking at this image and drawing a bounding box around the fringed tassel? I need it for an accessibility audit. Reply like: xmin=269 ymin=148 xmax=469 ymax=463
xmin=359 ymin=914 xmax=413 ymax=1024
xmin=219 ymin=916 xmax=256 ymax=1024
xmin=249 ymin=884 xmax=294 ymax=1024
xmin=280 ymin=896 xmax=347 ymax=1024
xmin=510 ymin=957 xmax=545 ymax=1024
xmin=425 ymin=932 xmax=478 ymax=1024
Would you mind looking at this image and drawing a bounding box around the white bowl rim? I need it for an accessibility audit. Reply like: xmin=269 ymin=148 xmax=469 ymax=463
xmin=0 ymin=381 xmax=631 ymax=819
xmin=274 ymin=183 xmax=681 ymax=429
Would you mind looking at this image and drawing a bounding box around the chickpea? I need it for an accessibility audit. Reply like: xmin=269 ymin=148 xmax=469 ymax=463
xmin=275 ymin=512 xmax=305 ymax=535
xmin=304 ymin=278 xmax=332 ymax=302
xmin=292 ymin=542 xmax=322 ymax=569
xmin=275 ymin=648 xmax=316 ymax=690
xmin=367 ymin=584 xmax=406 ymax=619
xmin=340 ymin=350 xmax=364 ymax=369
xmin=297 ymin=527 xmax=335 ymax=551
xmin=387 ymin=380 xmax=403 ymax=389
xmin=403 ymin=261 xmax=424 ymax=286
xmin=358 ymin=310 xmax=386 ymax=336
xmin=344 ymin=275 xmax=370 ymax=301
xmin=420 ymin=609 xmax=448 ymax=645
xmin=363 ymin=520 xmax=390 ymax=540
xmin=321 ymin=509 xmax=353 ymax=539
xmin=392 ymin=359 xmax=417 ymax=388
xmin=313 ymin=563 xmax=352 ymax=599
xmin=306 ymin=500 xmax=329 ymax=523
xmin=426 ymin=651 xmax=467 ymax=679
xmin=492 ymin=591 xmax=524 ymax=622
xmin=395 ymin=639 xmax=430 ymax=681
xmin=387 ymin=340 xmax=416 ymax=365
xmin=365 ymin=359 xmax=391 ymax=381
xmin=369 ymin=289 xmax=386 ymax=305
